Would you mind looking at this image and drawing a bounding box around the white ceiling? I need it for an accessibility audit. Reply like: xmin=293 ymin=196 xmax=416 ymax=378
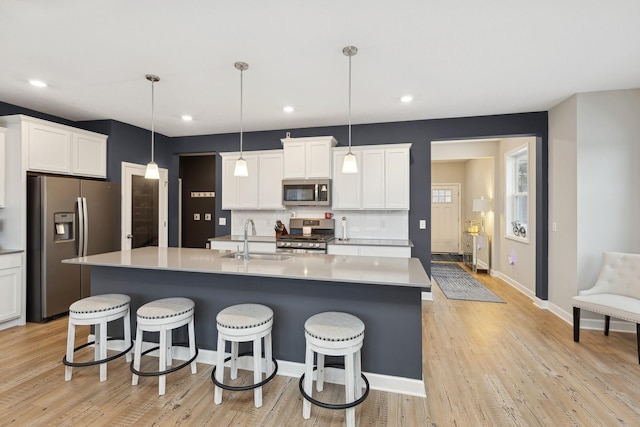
xmin=1 ymin=1 xmax=639 ymax=138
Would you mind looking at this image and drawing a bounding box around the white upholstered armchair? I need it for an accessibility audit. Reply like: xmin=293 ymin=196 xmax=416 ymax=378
xmin=572 ymin=251 xmax=640 ymax=364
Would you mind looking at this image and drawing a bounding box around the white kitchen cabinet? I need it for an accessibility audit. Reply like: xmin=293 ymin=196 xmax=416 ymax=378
xmin=1 ymin=115 xmax=107 ymax=178
xmin=328 ymin=244 xmax=411 ymax=258
xmin=332 ymin=150 xmax=362 ymax=209
xmin=257 ymin=151 xmax=284 ymax=209
xmin=282 ymin=136 xmax=337 ymax=179
xmin=0 ymin=127 xmax=5 ymax=208
xmin=71 ymin=132 xmax=108 ymax=177
xmin=0 ymin=253 xmax=22 ymax=324
xmin=221 ymin=150 xmax=283 ymax=210
xmin=332 ymin=143 xmax=411 ymax=210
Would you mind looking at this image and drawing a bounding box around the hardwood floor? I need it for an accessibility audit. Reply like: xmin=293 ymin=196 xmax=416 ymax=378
xmin=1 ymin=265 xmax=638 ymax=426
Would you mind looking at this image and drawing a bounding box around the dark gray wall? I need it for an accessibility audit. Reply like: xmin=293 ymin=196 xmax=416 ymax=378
xmin=0 ymin=100 xmax=548 ymax=299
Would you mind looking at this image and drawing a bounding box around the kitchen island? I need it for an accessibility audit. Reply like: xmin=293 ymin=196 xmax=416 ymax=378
xmin=64 ymin=247 xmax=429 ymax=396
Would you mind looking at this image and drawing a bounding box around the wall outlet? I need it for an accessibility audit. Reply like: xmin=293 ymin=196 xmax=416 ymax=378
xmin=193 ymin=213 xmax=200 ymax=221
xmin=204 ymin=213 xmax=212 ymax=221
xmin=219 ymin=217 xmax=226 ymax=226
xmin=419 ymin=220 xmax=426 ymax=229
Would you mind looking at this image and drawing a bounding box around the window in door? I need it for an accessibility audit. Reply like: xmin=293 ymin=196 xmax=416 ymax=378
xmin=506 ymin=146 xmax=528 ymax=241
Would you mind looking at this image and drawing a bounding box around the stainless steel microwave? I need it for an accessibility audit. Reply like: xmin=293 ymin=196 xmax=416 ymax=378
xmin=282 ymin=179 xmax=331 ymax=206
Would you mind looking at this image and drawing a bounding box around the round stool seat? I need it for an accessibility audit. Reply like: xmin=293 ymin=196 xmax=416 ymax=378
xmin=69 ymin=294 xmax=130 ymax=319
xmin=304 ymin=312 xmax=365 ymax=343
xmin=137 ymin=297 xmax=194 ymax=322
xmin=217 ymin=303 xmax=273 ymax=331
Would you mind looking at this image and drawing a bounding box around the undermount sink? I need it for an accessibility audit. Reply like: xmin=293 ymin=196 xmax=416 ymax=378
xmin=221 ymin=252 xmax=293 ymax=261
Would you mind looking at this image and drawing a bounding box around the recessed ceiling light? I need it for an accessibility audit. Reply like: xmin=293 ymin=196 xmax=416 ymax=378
xmin=400 ymin=95 xmax=413 ymax=103
xmin=283 ymin=106 xmax=294 ymax=113
xmin=29 ymin=79 xmax=47 ymax=88
xmin=181 ymin=115 xmax=193 ymax=121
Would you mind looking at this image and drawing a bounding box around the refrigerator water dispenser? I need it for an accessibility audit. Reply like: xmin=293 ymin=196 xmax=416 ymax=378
xmin=53 ymin=212 xmax=75 ymax=242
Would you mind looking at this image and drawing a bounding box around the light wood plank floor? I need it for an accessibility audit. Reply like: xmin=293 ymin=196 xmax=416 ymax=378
xmin=1 ymin=264 xmax=638 ymax=426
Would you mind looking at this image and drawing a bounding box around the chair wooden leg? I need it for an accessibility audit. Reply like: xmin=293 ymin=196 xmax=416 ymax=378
xmin=604 ymin=315 xmax=611 ymax=336
xmin=573 ymin=307 xmax=580 ymax=342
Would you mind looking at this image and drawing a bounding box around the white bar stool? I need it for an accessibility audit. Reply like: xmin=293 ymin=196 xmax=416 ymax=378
xmin=212 ymin=303 xmax=278 ymax=408
xmin=131 ymin=297 xmax=198 ymax=396
xmin=63 ymin=293 xmax=133 ymax=382
xmin=300 ymin=312 xmax=369 ymax=427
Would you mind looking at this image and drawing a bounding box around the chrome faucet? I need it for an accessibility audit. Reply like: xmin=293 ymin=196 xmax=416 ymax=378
xmin=243 ymin=219 xmax=256 ymax=259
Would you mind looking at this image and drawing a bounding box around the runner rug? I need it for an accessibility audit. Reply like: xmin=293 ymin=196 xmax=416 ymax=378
xmin=430 ymin=263 xmax=504 ymax=303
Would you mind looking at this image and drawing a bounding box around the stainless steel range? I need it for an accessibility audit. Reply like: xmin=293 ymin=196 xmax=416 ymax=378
xmin=276 ymin=218 xmax=335 ymax=253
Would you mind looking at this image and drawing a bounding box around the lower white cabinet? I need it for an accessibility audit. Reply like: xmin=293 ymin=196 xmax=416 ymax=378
xmin=328 ymin=245 xmax=411 ymax=258
xmin=0 ymin=127 xmax=5 ymax=207
xmin=221 ymin=150 xmax=283 ymax=210
xmin=0 ymin=253 xmax=22 ymax=323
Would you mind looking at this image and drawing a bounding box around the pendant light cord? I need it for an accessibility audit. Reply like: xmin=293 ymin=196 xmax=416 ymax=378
xmin=348 ymin=53 xmax=352 ymax=154
xmin=239 ymin=67 xmax=244 ymax=159
xmin=151 ymin=78 xmax=155 ymax=163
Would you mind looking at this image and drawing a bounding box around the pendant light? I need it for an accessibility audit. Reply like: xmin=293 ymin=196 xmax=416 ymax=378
xmin=144 ymin=74 xmax=160 ymax=179
xmin=233 ymin=61 xmax=249 ymax=177
xmin=342 ymin=46 xmax=358 ymax=174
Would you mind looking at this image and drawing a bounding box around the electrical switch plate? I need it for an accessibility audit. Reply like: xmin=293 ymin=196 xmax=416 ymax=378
xmin=204 ymin=213 xmax=212 ymax=221
xmin=419 ymin=220 xmax=426 ymax=229
xmin=219 ymin=217 xmax=226 ymax=226
xmin=193 ymin=213 xmax=200 ymax=221
xmin=552 ymin=222 xmax=557 ymax=232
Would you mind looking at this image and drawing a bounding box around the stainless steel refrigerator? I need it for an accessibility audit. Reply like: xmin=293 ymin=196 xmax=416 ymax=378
xmin=27 ymin=175 xmax=121 ymax=322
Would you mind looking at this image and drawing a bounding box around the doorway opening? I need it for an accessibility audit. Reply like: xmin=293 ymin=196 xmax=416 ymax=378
xmin=179 ymin=154 xmax=216 ymax=248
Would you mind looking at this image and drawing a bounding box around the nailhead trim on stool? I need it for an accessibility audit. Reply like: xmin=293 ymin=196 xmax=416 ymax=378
xmin=131 ymin=297 xmax=198 ymax=396
xmin=212 ymin=303 xmax=278 ymax=408
xmin=299 ymin=311 xmax=369 ymax=427
xmin=62 ymin=294 xmax=133 ymax=383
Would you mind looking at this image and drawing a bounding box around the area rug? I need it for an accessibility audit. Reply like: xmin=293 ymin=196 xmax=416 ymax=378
xmin=430 ymin=263 xmax=504 ymax=303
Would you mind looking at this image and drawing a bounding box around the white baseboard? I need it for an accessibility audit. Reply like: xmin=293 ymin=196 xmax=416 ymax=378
xmin=421 ymin=291 xmax=432 ymax=301
xmin=97 ymin=337 xmax=426 ymax=398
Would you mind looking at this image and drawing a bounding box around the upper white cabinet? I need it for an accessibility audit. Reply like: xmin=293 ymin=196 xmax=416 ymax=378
xmin=333 ymin=143 xmax=411 ymax=210
xmin=0 ymin=127 xmax=5 ymax=208
xmin=281 ymin=136 xmax=337 ymax=179
xmin=0 ymin=115 xmax=107 ymax=178
xmin=221 ymin=150 xmax=283 ymax=210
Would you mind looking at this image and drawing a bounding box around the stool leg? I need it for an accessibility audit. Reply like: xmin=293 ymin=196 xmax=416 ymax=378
xmin=230 ymin=341 xmax=239 ymax=380
xmin=159 ymin=326 xmax=167 ymax=395
xmin=65 ymin=320 xmax=75 ymax=381
xmin=265 ymin=331 xmax=273 ymax=377
xmin=124 ymin=308 xmax=132 ymax=363
xmin=302 ymin=345 xmax=314 ymax=419
xmin=167 ymin=329 xmax=174 ymax=366
xmin=132 ymin=326 xmax=143 ymax=386
xmin=98 ymin=319 xmax=108 ymax=382
xmin=188 ymin=316 xmax=197 ymax=374
xmin=253 ymin=335 xmax=263 ymax=408
xmin=345 ymin=352 xmax=356 ymax=427
xmin=316 ymin=353 xmax=325 ymax=392
xmin=354 ymin=349 xmax=362 ymax=399
xmin=214 ymin=334 xmax=225 ymax=405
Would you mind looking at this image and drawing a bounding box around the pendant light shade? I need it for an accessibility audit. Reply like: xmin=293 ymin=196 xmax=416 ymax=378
xmin=234 ymin=61 xmax=249 ymax=177
xmin=342 ymin=45 xmax=358 ymax=174
xmin=144 ymin=74 xmax=160 ymax=180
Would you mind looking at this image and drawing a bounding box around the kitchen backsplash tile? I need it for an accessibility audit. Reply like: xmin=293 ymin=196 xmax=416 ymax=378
xmin=231 ymin=209 xmax=408 ymax=239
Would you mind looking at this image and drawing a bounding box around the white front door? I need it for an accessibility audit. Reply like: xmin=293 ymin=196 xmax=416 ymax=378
xmin=121 ymin=162 xmax=168 ymax=250
xmin=431 ymin=184 xmax=460 ymax=253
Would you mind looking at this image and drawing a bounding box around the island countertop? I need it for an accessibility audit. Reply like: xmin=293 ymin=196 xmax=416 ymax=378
xmin=64 ymin=246 xmax=429 ymax=289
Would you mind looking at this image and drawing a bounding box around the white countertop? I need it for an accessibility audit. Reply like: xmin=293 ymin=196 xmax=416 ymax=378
xmin=63 ymin=247 xmax=429 ymax=289
xmin=329 ymin=238 xmax=413 ymax=247
xmin=209 ymin=235 xmax=276 ymax=243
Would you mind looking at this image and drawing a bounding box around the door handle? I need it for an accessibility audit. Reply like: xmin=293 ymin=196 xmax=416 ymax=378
xmin=126 ymin=234 xmax=133 ymax=239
